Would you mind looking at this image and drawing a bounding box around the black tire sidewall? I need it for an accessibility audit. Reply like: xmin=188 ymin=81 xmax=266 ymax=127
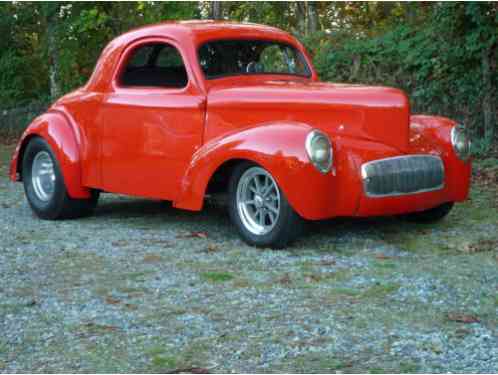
xmin=403 ymin=202 xmax=454 ymax=223
xmin=22 ymin=137 xmax=67 ymax=219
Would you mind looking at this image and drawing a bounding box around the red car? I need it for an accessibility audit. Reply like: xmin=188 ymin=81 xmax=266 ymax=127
xmin=10 ymin=21 xmax=472 ymax=248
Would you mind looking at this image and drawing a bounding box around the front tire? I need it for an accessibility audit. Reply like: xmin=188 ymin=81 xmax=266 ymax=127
xmin=403 ymin=202 xmax=454 ymax=223
xmin=228 ymin=162 xmax=304 ymax=249
xmin=22 ymin=137 xmax=99 ymax=220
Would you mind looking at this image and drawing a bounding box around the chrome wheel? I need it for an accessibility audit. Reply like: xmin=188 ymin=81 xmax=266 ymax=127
xmin=236 ymin=167 xmax=280 ymax=235
xmin=31 ymin=151 xmax=55 ymax=202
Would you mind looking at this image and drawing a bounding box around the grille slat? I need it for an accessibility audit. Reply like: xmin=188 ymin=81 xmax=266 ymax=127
xmin=361 ymin=155 xmax=444 ymax=197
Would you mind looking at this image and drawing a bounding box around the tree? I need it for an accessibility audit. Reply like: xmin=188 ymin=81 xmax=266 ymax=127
xmin=41 ymin=3 xmax=62 ymax=99
xmin=307 ymin=2 xmax=319 ymax=34
xmin=210 ymin=2 xmax=222 ymax=20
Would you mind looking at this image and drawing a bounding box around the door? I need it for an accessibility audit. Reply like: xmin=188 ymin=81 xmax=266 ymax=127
xmin=101 ymin=41 xmax=205 ymax=200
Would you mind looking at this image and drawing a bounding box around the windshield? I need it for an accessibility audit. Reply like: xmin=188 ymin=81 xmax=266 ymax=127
xmin=198 ymin=39 xmax=311 ymax=79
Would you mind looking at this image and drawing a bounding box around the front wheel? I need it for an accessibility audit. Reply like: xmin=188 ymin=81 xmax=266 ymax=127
xmin=22 ymin=137 xmax=99 ymax=220
xmin=228 ymin=162 xmax=304 ymax=249
xmin=402 ymin=202 xmax=454 ymax=223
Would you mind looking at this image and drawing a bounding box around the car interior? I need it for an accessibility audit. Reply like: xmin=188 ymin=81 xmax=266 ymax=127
xmin=120 ymin=43 xmax=188 ymax=88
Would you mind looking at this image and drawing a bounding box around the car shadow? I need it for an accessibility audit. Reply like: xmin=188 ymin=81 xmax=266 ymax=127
xmin=92 ymin=194 xmax=422 ymax=247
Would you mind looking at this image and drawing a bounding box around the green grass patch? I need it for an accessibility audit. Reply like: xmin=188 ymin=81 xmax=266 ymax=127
xmin=333 ymin=287 xmax=362 ymax=297
xmin=200 ymin=271 xmax=234 ymax=283
xmin=123 ymin=271 xmax=155 ymax=282
xmin=368 ymin=367 xmax=389 ymax=373
xmin=361 ymin=282 xmax=400 ymax=299
xmin=397 ymin=361 xmax=420 ymax=373
xmin=280 ymin=353 xmax=351 ymax=372
xmin=145 ymin=340 xmax=211 ymax=372
xmin=151 ymin=354 xmax=178 ymax=370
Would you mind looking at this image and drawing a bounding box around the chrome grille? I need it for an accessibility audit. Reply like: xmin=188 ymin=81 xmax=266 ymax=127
xmin=361 ymin=155 xmax=444 ymax=197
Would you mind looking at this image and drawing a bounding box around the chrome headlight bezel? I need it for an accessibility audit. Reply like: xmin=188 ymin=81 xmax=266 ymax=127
xmin=305 ymin=130 xmax=333 ymax=174
xmin=451 ymin=124 xmax=471 ymax=161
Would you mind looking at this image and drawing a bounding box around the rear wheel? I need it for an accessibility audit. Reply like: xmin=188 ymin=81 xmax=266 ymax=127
xmin=22 ymin=137 xmax=99 ymax=220
xmin=228 ymin=162 xmax=304 ymax=248
xmin=403 ymin=202 xmax=454 ymax=223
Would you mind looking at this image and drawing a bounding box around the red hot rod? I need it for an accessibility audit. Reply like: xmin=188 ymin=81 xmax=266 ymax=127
xmin=10 ymin=21 xmax=472 ymax=248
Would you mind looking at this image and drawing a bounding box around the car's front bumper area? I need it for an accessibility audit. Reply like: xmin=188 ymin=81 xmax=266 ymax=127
xmin=354 ymin=153 xmax=451 ymax=217
xmin=283 ymin=125 xmax=471 ymax=221
xmin=355 ymin=154 xmax=470 ymax=218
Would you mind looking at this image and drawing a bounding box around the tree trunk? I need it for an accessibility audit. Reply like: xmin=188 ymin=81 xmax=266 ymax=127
xmin=44 ymin=4 xmax=61 ymax=99
xmin=296 ymin=2 xmax=307 ymax=36
xmin=307 ymin=2 xmax=319 ymax=34
xmin=481 ymin=47 xmax=496 ymax=144
xmin=210 ymin=2 xmax=222 ymax=20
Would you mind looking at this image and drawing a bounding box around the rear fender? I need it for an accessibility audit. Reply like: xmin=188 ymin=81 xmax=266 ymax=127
xmin=9 ymin=111 xmax=91 ymax=199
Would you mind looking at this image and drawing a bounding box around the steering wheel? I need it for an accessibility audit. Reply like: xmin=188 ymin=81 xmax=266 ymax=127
xmin=246 ymin=61 xmax=263 ymax=73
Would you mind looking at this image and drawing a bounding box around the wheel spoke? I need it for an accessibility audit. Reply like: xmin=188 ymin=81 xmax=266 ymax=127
xmin=253 ymin=176 xmax=262 ymax=193
xmin=266 ymin=203 xmax=279 ymax=214
xmin=267 ymin=211 xmax=276 ymax=224
xmin=263 ymin=184 xmax=275 ymax=197
xmin=262 ymin=176 xmax=270 ymax=194
xmin=257 ymin=209 xmax=264 ymax=225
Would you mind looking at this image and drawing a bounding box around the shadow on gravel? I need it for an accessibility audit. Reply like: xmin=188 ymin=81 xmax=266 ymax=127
xmin=92 ymin=194 xmax=418 ymax=244
xmin=93 ymin=196 xmax=234 ymax=237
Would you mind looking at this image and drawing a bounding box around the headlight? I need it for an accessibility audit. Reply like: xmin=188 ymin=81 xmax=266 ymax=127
xmin=451 ymin=124 xmax=471 ymax=160
xmin=305 ymin=130 xmax=333 ymax=173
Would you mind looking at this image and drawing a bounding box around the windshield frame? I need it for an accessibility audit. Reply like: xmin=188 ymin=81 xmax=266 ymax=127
xmin=197 ymin=38 xmax=313 ymax=80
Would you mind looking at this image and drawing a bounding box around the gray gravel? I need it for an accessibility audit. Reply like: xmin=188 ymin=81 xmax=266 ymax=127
xmin=1 ymin=145 xmax=497 ymax=373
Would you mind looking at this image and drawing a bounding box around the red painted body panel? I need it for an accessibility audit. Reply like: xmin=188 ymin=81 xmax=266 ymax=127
xmin=9 ymin=111 xmax=92 ymax=199
xmin=10 ymin=21 xmax=471 ymax=220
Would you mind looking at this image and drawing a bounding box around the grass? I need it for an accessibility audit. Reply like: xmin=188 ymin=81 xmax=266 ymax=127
xmin=360 ymin=282 xmax=400 ymax=299
xmin=145 ymin=340 xmax=212 ymax=372
xmin=397 ymin=361 xmax=421 ymax=373
xmin=200 ymin=271 xmax=234 ymax=283
xmin=151 ymin=354 xmax=178 ymax=370
xmin=275 ymin=353 xmax=352 ymax=373
xmin=123 ymin=271 xmax=155 ymax=282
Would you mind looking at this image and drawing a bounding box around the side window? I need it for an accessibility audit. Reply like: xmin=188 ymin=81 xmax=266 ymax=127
xmin=120 ymin=42 xmax=188 ymax=88
xmin=126 ymin=45 xmax=155 ymax=68
xmin=156 ymin=45 xmax=184 ymax=68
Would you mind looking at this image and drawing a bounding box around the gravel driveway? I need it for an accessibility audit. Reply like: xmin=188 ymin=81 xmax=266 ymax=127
xmin=1 ymin=144 xmax=497 ymax=373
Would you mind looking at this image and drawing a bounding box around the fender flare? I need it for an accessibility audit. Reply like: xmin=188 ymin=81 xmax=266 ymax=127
xmin=174 ymin=121 xmax=336 ymax=219
xmin=409 ymin=115 xmax=471 ymax=202
xmin=10 ymin=110 xmax=91 ymax=199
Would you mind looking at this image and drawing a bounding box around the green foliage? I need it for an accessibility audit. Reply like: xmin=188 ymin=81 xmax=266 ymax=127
xmin=0 ymin=2 xmax=496 ymax=153
xmin=308 ymin=2 xmax=497 ymax=154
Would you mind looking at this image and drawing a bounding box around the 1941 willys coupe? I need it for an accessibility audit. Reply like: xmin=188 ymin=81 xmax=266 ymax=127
xmin=10 ymin=21 xmax=472 ymax=248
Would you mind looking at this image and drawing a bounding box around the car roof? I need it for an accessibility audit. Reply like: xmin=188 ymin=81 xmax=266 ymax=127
xmin=120 ymin=20 xmax=293 ymax=44
xmin=85 ymin=20 xmax=306 ymax=92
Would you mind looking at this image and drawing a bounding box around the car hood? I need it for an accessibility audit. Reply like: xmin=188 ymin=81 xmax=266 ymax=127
xmin=206 ymin=80 xmax=411 ymax=152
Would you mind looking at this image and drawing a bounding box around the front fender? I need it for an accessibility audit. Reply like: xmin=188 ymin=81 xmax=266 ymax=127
xmin=174 ymin=122 xmax=343 ymax=219
xmin=409 ymin=115 xmax=471 ymax=202
xmin=9 ymin=110 xmax=91 ymax=199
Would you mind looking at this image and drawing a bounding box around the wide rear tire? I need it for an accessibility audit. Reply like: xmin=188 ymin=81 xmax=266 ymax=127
xmin=228 ymin=162 xmax=304 ymax=249
xmin=22 ymin=137 xmax=99 ymax=220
